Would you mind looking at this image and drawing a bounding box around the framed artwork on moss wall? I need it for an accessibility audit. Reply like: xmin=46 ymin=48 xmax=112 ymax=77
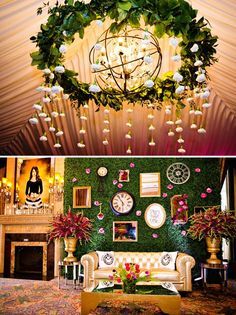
xmin=113 ymin=221 xmax=138 ymax=242
xmin=140 ymin=173 xmax=161 ymax=197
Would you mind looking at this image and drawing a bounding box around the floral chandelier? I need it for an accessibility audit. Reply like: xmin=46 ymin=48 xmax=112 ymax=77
xmin=30 ymin=0 xmax=218 ymax=154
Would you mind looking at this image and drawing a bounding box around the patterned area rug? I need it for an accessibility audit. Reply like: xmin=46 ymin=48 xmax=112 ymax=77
xmin=0 ymin=278 xmax=236 ymax=315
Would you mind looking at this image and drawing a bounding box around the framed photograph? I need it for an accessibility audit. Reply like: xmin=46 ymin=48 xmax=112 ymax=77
xmin=118 ymin=169 xmax=130 ymax=182
xmin=73 ymin=186 xmax=91 ymax=208
xmin=140 ymin=173 xmax=161 ymax=197
xmin=113 ymin=221 xmax=138 ymax=242
xmin=144 ymin=203 xmax=166 ymax=229
xmin=15 ymin=158 xmax=51 ymax=205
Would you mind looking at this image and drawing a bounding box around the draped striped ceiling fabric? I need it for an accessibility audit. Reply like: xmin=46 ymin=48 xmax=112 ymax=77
xmin=0 ymin=0 xmax=235 ymax=156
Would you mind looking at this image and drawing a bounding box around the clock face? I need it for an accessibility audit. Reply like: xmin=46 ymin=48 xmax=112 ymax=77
xmin=166 ymin=163 xmax=190 ymax=185
xmin=110 ymin=191 xmax=135 ymax=215
xmin=97 ymin=166 xmax=108 ymax=177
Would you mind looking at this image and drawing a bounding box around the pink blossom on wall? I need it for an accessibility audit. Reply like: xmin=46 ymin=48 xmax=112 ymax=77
xmin=136 ymin=210 xmax=142 ymax=216
xmin=98 ymin=228 xmax=105 ymax=234
xmin=71 ymin=177 xmax=78 ymax=182
xmin=129 ymin=162 xmax=135 ymax=168
xmin=167 ymin=184 xmax=174 ymax=190
xmin=162 ymin=192 xmax=168 ymax=198
xmin=94 ymin=200 xmax=100 ymax=206
xmin=85 ymin=168 xmax=91 ymax=174
xmin=195 ymin=168 xmax=201 ymax=173
xmin=201 ymin=193 xmax=207 ymax=199
xmin=181 ymin=230 xmax=187 ymax=236
xmin=152 ymin=233 xmax=159 ymax=238
xmin=113 ymin=179 xmax=118 ymax=185
xmin=117 ymin=183 xmax=123 ymax=188
xmin=206 ymin=187 xmax=213 ymax=193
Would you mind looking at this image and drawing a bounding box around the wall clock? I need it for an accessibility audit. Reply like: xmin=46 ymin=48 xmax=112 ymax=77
xmin=144 ymin=203 xmax=166 ymax=229
xmin=166 ymin=163 xmax=190 ymax=185
xmin=96 ymin=166 xmax=108 ymax=193
xmin=110 ymin=191 xmax=135 ymax=216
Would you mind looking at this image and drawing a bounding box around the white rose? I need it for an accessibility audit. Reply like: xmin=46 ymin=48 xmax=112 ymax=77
xmin=148 ymin=114 xmax=154 ymax=119
xmin=80 ymin=115 xmax=87 ymax=120
xmin=171 ymin=55 xmax=181 ymax=62
xmin=104 ymin=108 xmax=110 ymax=114
xmin=38 ymin=112 xmax=47 ymax=118
xmin=175 ymin=85 xmax=185 ymax=94
xmin=194 ymin=60 xmax=203 ymax=67
xmin=54 ymin=143 xmax=61 ymax=148
xmin=166 ymin=120 xmax=174 ymax=125
xmin=77 ymin=142 xmax=86 ymax=148
xmin=59 ymin=45 xmax=67 ymax=54
xmin=149 ymin=140 xmax=156 ymax=146
xmin=56 ymin=130 xmax=64 ymax=137
xmin=43 ymin=97 xmax=51 ymax=103
xmin=169 ymin=37 xmax=179 ymax=47
xmin=165 ymin=109 xmax=171 ymax=114
xmin=91 ymin=63 xmax=101 ymax=71
xmin=55 ymin=66 xmax=65 ymax=73
xmin=198 ymin=127 xmax=206 ymax=134
xmin=177 ymin=138 xmax=184 ymax=144
xmin=173 ymin=72 xmax=183 ymax=82
xmin=89 ymin=84 xmax=101 ymax=93
xmin=103 ymin=120 xmax=109 ymax=125
xmin=202 ymin=102 xmax=212 ymax=108
xmin=190 ymin=123 xmax=197 ymax=129
xmin=196 ymin=73 xmax=206 ymax=83
xmin=51 ymin=111 xmax=59 ymax=118
xmin=83 ymin=103 xmax=89 ymax=109
xmin=60 ymin=112 xmax=65 ymax=117
xmin=178 ymin=147 xmax=186 ymax=153
xmin=175 ymin=119 xmax=182 ymax=125
xmin=40 ymin=135 xmax=47 ymax=141
xmin=168 ymin=130 xmax=175 ymax=136
xmin=42 ymin=68 xmax=51 ymax=74
xmin=32 ymin=103 xmax=42 ymax=111
xmin=149 ymin=124 xmax=155 ymax=130
xmin=125 ymin=133 xmax=132 ymax=139
xmin=144 ymin=79 xmax=154 ymax=88
xmin=102 ymin=139 xmax=109 ymax=145
xmin=44 ymin=116 xmax=51 ymax=122
xmin=126 ymin=108 xmax=133 ymax=113
xmin=189 ymin=109 xmax=195 ymax=115
xmin=49 ymin=73 xmax=54 ymax=80
xmin=126 ymin=122 xmax=132 ymax=127
xmin=195 ymin=110 xmax=202 ymax=116
xmin=96 ymin=20 xmax=103 ymax=27
xmin=176 ymin=126 xmax=183 ymax=133
xmin=190 ymin=44 xmax=199 ymax=53
xmin=49 ymin=126 xmax=56 ymax=132
xmin=79 ymin=129 xmax=86 ymax=134
xmin=29 ymin=117 xmax=38 ymax=125
xmin=143 ymin=55 xmax=153 ymax=64
xmin=51 ymin=86 xmax=62 ymax=94
xmin=201 ymin=90 xmax=210 ymax=98
xmin=126 ymin=147 xmax=132 ymax=154
xmin=102 ymin=128 xmax=110 ymax=133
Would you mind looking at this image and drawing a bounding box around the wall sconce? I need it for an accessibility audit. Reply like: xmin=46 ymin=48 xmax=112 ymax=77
xmin=48 ymin=174 xmax=64 ymax=202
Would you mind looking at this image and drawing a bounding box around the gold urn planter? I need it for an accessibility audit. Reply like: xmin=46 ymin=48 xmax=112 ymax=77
xmin=206 ymin=237 xmax=221 ymax=264
xmin=64 ymin=237 xmax=78 ymax=262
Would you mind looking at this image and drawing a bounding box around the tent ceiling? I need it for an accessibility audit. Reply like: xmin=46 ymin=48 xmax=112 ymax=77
xmin=0 ymin=0 xmax=235 ymax=156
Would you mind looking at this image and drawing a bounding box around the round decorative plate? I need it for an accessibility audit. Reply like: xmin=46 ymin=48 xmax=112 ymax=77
xmin=166 ymin=163 xmax=190 ymax=185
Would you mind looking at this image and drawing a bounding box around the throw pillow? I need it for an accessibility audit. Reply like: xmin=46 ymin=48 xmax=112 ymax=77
xmin=96 ymin=251 xmax=115 ymax=268
xmin=159 ymin=251 xmax=178 ymax=270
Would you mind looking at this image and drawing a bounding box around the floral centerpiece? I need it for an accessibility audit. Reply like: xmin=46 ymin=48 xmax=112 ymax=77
xmin=48 ymin=208 xmax=93 ymax=262
xmin=187 ymin=206 xmax=236 ymax=241
xmin=187 ymin=206 xmax=236 ymax=264
xmin=109 ymin=263 xmax=151 ymax=294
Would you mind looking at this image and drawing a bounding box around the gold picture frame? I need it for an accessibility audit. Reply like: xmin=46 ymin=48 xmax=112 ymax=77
xmin=140 ymin=173 xmax=161 ymax=197
xmin=144 ymin=203 xmax=166 ymax=229
xmin=113 ymin=221 xmax=138 ymax=242
xmin=73 ymin=186 xmax=91 ymax=208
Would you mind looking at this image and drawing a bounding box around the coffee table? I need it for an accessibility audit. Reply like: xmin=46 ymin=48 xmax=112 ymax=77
xmin=81 ymin=281 xmax=181 ymax=315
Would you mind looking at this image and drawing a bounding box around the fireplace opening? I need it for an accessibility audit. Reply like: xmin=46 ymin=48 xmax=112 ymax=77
xmin=15 ymin=246 xmax=43 ymax=279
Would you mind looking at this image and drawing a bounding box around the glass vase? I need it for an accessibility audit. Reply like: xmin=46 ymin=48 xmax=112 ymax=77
xmin=122 ymin=280 xmax=136 ymax=294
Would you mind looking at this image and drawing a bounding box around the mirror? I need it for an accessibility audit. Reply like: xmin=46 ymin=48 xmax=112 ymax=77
xmin=140 ymin=173 xmax=161 ymax=197
xmin=73 ymin=186 xmax=91 ymax=208
xmin=144 ymin=203 xmax=166 ymax=229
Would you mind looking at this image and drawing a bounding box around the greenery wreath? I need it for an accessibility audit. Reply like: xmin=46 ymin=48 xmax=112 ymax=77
xmin=31 ymin=0 xmax=218 ymax=112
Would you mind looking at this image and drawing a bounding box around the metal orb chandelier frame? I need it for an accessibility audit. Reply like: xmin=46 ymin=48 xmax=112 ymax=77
xmin=89 ymin=27 xmax=162 ymax=95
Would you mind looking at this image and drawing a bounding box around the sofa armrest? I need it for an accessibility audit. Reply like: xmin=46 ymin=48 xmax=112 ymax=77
xmin=176 ymin=253 xmax=195 ymax=291
xmin=81 ymin=251 xmax=99 ymax=288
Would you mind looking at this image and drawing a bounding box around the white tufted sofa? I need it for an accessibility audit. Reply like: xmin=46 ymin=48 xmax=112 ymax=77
xmin=81 ymin=251 xmax=195 ymax=292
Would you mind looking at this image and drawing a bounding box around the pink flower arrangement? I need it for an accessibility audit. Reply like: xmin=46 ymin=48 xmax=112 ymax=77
xmin=187 ymin=206 xmax=236 ymax=241
xmin=109 ymin=263 xmax=151 ymax=284
xmin=172 ymin=194 xmax=188 ymax=224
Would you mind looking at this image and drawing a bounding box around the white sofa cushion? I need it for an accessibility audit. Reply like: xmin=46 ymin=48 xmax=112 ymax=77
xmin=96 ymin=251 xmax=115 ymax=269
xmin=159 ymin=251 xmax=178 ymax=270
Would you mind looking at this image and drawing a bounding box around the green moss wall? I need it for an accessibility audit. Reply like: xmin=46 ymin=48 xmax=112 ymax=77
xmin=64 ymin=157 xmax=221 ymax=276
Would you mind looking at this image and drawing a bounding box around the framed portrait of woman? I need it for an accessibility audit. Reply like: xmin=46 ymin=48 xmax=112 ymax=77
xmin=15 ymin=158 xmax=52 ymax=205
